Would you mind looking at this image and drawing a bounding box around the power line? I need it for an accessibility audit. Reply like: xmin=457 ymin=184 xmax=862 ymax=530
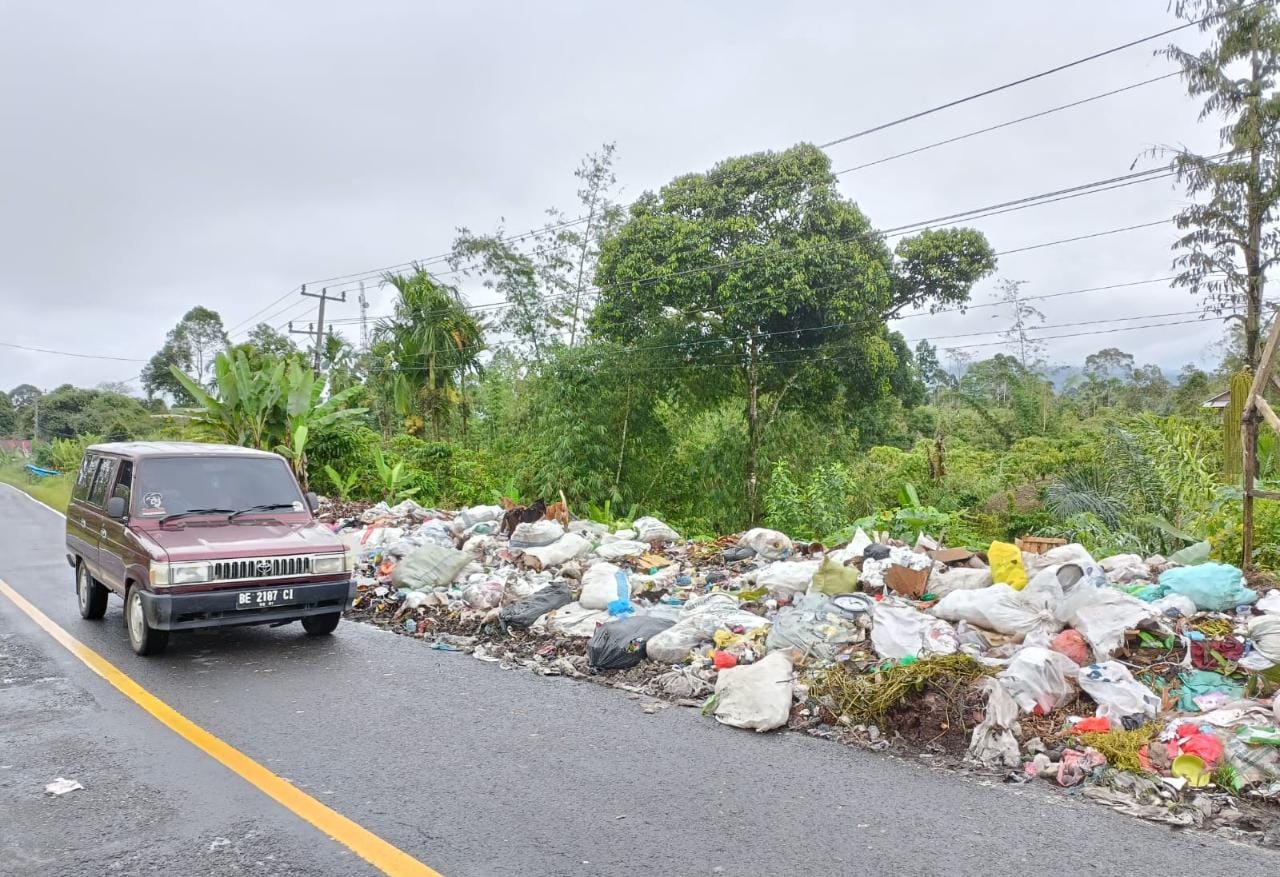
xmin=994 ymin=218 xmax=1171 ymax=256
xmin=335 ymin=158 xmax=1219 ymax=329
xmin=815 ymin=12 xmax=1222 ymax=149
xmin=299 ymin=214 xmax=592 ymax=291
xmin=223 ymin=285 xmax=303 ymax=335
xmin=355 ymin=298 xmax=1208 ymax=374
xmin=832 ymin=72 xmax=1182 ymax=175
xmin=0 ymin=339 xmax=148 ymax=362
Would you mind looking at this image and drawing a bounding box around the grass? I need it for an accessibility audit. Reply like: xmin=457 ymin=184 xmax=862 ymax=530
xmin=810 ymin=654 xmax=992 ymax=724
xmin=0 ymin=462 xmax=73 ymax=513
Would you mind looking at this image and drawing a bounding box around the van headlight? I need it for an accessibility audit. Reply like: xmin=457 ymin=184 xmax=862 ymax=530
xmin=170 ymin=561 xmax=211 ymax=585
xmin=312 ymin=553 xmax=346 ymax=575
xmin=149 ymin=561 xmax=170 ymax=587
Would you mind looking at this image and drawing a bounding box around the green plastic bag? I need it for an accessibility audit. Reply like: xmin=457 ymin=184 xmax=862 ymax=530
xmin=809 ymin=556 xmax=860 ymax=596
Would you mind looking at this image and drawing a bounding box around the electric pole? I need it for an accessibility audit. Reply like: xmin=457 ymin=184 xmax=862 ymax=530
xmin=358 ymin=281 xmax=369 ymax=353
xmin=291 ymin=285 xmax=346 ymax=375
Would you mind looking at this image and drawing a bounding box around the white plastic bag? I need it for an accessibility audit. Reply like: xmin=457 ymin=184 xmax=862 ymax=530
xmin=1077 ymin=661 xmax=1160 ymax=726
xmin=712 ymin=652 xmax=794 ymax=732
xmin=1099 ymin=553 xmax=1151 ymax=584
xmin=450 ymin=504 xmax=503 ymax=535
xmin=752 ymin=560 xmax=820 ymax=596
xmin=580 ymin=562 xmax=630 ymax=610
xmin=522 ymin=532 xmax=591 ymax=567
xmin=740 ymin=528 xmax=793 ymax=561
xmin=633 ymin=516 xmax=680 ymax=544
xmin=929 ymin=584 xmax=1061 ymax=639
xmin=1256 ymin=589 xmax=1280 ymax=615
xmin=593 ymin=540 xmax=650 ymax=561
xmin=998 ymin=646 xmax=1079 ymax=714
xmin=508 ymin=519 xmax=565 ymax=548
xmin=1024 ymin=543 xmax=1097 ymax=575
xmin=1149 ymin=593 xmax=1197 ymax=619
xmin=828 ymin=528 xmax=873 ymax=565
xmin=1249 ymin=615 xmax=1280 ymax=663
xmin=645 ymin=621 xmax=710 ymax=664
xmin=461 ymin=579 xmax=503 ymax=610
xmin=870 ymin=602 xmax=959 ymax=661
xmin=928 ymin=566 xmax=993 ymax=597
xmin=1055 ymin=580 xmax=1158 ymax=662
xmin=968 ymin=678 xmax=1022 ymax=767
xmin=538 ymin=601 xmax=610 ymax=637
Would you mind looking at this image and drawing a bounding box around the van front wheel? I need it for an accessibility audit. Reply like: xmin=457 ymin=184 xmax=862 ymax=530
xmin=302 ymin=612 xmax=340 ymax=636
xmin=76 ymin=562 xmax=108 ymax=620
xmin=126 ymin=587 xmax=168 ymax=656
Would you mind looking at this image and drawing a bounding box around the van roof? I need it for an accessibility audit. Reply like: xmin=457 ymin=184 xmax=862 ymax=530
xmin=86 ymin=441 xmax=282 ymax=460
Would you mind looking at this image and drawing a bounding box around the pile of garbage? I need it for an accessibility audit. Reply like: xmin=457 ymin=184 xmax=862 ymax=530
xmin=323 ymin=498 xmax=1280 ymax=837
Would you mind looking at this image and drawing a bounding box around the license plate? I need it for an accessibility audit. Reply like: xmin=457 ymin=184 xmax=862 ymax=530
xmin=236 ymin=587 xmax=294 ymax=609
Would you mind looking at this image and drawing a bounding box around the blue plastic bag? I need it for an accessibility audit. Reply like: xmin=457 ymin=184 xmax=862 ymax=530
xmin=1156 ymin=563 xmax=1256 ymax=612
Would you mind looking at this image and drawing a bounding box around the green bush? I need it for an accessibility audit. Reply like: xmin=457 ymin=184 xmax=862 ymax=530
xmin=305 ymin=421 xmax=381 ymax=500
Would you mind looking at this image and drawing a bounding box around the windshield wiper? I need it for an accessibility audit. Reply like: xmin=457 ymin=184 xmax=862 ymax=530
xmin=229 ymin=503 xmax=298 ymax=522
xmin=160 ymin=508 xmax=236 ymax=525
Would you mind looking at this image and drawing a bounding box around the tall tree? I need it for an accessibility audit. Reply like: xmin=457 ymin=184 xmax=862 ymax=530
xmin=141 ymin=306 xmax=229 ymax=403
xmin=592 ymin=144 xmax=995 ymax=521
xmin=558 ymin=143 xmax=625 ymax=347
xmin=913 ymin=340 xmax=946 ymax=398
xmin=447 ymin=144 xmax=624 ymax=358
xmin=245 ymin=322 xmax=300 ymax=360
xmin=373 ymin=268 xmax=484 ymax=440
xmin=1165 ymin=0 xmax=1280 ymax=367
xmin=996 ymin=278 xmax=1045 ymax=369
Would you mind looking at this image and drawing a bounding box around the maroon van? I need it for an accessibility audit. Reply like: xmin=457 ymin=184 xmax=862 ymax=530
xmin=65 ymin=441 xmax=355 ymax=655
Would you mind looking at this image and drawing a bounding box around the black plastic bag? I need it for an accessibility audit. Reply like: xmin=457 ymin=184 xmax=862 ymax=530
xmin=586 ymin=615 xmax=676 ymax=671
xmin=499 ymin=581 xmax=573 ymax=630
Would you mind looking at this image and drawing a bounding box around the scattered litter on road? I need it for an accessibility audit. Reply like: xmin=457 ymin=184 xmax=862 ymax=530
xmin=44 ymin=777 xmax=83 ymax=795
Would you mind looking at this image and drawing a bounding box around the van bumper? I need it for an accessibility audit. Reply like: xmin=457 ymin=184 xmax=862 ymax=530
xmin=139 ymin=579 xmax=357 ymax=631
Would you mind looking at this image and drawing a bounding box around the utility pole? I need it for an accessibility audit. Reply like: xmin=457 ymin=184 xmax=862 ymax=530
xmin=32 ymin=394 xmax=39 ymax=448
xmin=293 ymin=285 xmax=346 ymax=375
xmin=358 ymin=281 xmax=369 ymax=353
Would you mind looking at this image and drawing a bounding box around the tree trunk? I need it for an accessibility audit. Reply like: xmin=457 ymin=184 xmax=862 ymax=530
xmin=569 ymin=195 xmax=599 ymax=349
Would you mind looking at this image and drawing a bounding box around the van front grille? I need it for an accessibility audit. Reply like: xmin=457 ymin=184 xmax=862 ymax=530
xmin=210 ymin=555 xmax=313 ymax=582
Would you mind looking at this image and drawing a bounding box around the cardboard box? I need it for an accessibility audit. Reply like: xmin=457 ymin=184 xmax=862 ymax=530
xmin=885 ymin=565 xmax=930 ymax=599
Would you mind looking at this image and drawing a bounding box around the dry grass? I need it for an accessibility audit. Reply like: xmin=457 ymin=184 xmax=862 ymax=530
xmin=810 ymin=654 xmax=993 ymax=725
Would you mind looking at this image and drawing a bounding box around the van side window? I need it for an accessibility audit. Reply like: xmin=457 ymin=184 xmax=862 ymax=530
xmin=87 ymin=459 xmax=116 ymax=507
xmin=73 ymin=455 xmax=99 ymax=501
xmin=112 ymin=460 xmax=134 ymax=508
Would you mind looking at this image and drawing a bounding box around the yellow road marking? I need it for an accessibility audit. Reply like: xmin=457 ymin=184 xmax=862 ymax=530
xmin=0 ymin=576 xmax=442 ymax=877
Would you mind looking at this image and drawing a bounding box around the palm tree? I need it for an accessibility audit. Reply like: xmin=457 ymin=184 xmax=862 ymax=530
xmin=375 ymin=267 xmax=484 ymax=440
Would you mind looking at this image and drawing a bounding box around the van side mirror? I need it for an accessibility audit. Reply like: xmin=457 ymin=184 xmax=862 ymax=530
xmin=105 ymin=496 xmax=127 ymax=519
xmin=305 ymin=491 xmax=319 ymax=512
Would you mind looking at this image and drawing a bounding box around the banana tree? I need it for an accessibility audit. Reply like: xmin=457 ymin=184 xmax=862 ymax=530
xmin=274 ymin=359 xmax=366 ymax=488
xmin=172 ymin=351 xmax=366 ymax=488
xmin=171 ymin=351 xmax=285 ymax=448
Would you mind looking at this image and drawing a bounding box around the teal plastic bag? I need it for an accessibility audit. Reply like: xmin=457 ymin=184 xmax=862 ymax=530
xmin=1176 ymin=669 xmax=1244 ymax=711
xmin=1157 ymin=563 xmax=1256 ymax=612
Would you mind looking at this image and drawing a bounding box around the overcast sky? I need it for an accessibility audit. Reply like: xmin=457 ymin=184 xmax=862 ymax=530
xmin=0 ymin=1 xmax=1232 ymax=392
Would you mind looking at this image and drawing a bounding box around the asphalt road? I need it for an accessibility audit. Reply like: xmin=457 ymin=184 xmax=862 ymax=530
xmin=2 ymin=483 xmax=1278 ymax=876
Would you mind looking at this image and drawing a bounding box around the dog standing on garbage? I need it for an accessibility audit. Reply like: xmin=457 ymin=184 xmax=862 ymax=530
xmin=500 ymin=498 xmax=548 ymax=536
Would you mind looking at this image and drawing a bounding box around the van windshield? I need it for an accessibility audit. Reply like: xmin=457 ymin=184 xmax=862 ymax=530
xmin=134 ymin=456 xmax=304 ymax=519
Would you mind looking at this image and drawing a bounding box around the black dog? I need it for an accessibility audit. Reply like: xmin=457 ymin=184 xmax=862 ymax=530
xmin=500 ymin=498 xmax=548 ymax=536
